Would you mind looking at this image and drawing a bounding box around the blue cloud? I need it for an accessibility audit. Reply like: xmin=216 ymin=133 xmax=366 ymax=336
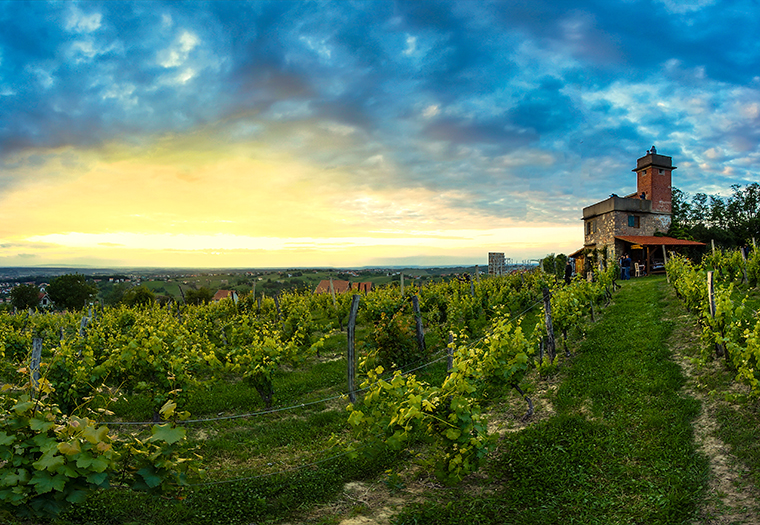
xmin=2 ymin=0 xmax=760 ymax=217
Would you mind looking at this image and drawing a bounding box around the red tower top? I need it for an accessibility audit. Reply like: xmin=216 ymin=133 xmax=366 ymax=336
xmin=633 ymin=146 xmax=674 ymax=214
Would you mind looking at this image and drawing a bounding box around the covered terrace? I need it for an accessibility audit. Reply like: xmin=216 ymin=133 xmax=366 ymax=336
xmin=615 ymin=235 xmax=706 ymax=275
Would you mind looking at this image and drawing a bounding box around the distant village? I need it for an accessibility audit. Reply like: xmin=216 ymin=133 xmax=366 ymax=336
xmin=0 ymin=264 xmax=538 ymax=310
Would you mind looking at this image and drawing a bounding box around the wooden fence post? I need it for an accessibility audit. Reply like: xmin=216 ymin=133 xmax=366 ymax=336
xmin=707 ymin=271 xmax=724 ymax=358
xmin=447 ymin=332 xmax=454 ymax=374
xmin=78 ymin=315 xmax=89 ymax=338
xmin=475 ymin=265 xmax=480 ymax=283
xmin=542 ymin=287 xmax=556 ymax=361
xmin=31 ymin=338 xmax=42 ymax=399
xmin=412 ymin=295 xmax=426 ymax=356
xmin=711 ymin=239 xmax=715 ymax=254
xmin=400 ymin=273 xmax=405 ymax=296
xmin=274 ymin=293 xmax=283 ymax=323
xmin=347 ymin=294 xmax=361 ymax=404
xmin=329 ymin=278 xmax=337 ymax=308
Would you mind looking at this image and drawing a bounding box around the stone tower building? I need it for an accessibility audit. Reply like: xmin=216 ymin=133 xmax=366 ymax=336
xmin=581 ymin=146 xmax=674 ymax=260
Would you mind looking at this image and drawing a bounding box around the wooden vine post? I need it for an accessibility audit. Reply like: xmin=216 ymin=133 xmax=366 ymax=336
xmin=542 ymin=287 xmax=556 ymax=361
xmin=400 ymin=273 xmax=405 ymax=296
xmin=412 ymin=295 xmax=426 ymax=355
xmin=447 ymin=332 xmax=454 ymax=374
xmin=329 ymin=278 xmax=337 ymax=308
xmin=741 ymin=247 xmax=749 ymax=285
xmin=30 ymin=338 xmax=42 ymax=399
xmin=274 ymin=294 xmax=283 ymax=323
xmin=329 ymin=278 xmax=343 ymax=331
xmin=707 ymin=271 xmax=724 ymax=358
xmin=347 ymin=294 xmax=361 ymax=404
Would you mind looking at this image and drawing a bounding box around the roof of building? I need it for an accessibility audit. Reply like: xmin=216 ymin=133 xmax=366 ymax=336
xmin=615 ymin=235 xmax=706 ymax=246
xmin=314 ymin=280 xmax=373 ymax=294
xmin=314 ymin=279 xmax=351 ymax=294
xmin=212 ymin=289 xmax=236 ymax=301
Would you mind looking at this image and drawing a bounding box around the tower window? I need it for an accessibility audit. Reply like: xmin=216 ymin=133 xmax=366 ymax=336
xmin=659 ymin=169 xmax=664 ymax=174
xmin=628 ymin=215 xmax=640 ymax=228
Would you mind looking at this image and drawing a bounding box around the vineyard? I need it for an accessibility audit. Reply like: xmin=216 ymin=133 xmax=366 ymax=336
xmin=666 ymin=246 xmax=760 ymax=399
xmin=2 ymin=252 xmax=760 ymax=524
xmin=0 ymin=261 xmax=622 ymax=523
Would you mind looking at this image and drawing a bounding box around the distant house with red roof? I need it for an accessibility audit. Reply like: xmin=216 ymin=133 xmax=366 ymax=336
xmin=38 ymin=291 xmax=53 ymax=308
xmin=314 ymin=280 xmax=372 ymax=294
xmin=213 ymin=290 xmax=238 ymax=302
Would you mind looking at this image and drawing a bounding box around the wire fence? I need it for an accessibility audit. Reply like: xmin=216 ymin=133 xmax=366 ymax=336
xmin=183 ymin=293 xmax=547 ymax=487
xmin=103 ymin=293 xmax=544 ymax=427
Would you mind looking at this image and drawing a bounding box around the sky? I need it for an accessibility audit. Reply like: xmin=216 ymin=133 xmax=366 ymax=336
xmin=1 ymin=0 xmax=759 ymax=269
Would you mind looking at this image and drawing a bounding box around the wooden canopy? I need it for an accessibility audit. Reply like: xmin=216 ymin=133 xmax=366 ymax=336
xmin=616 ymin=236 xmax=705 ymax=274
xmin=615 ymin=235 xmax=706 ymax=247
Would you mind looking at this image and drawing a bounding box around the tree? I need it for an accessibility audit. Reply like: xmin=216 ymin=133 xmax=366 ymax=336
xmin=10 ymin=284 xmax=40 ymax=310
xmin=185 ymin=287 xmax=213 ymax=305
xmin=101 ymin=282 xmax=130 ymax=306
xmin=47 ymin=274 xmax=98 ymax=311
xmin=670 ymin=184 xmax=760 ymax=249
xmin=122 ymin=286 xmax=156 ymax=307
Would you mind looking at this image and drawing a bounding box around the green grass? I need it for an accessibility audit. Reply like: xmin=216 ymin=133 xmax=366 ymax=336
xmin=394 ymin=276 xmax=710 ymax=524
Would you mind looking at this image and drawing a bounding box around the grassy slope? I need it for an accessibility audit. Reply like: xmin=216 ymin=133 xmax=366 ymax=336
xmin=396 ymin=276 xmax=709 ymax=524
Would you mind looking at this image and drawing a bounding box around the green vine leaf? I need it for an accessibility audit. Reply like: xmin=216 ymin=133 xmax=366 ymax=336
xmin=150 ymin=424 xmax=185 ymax=445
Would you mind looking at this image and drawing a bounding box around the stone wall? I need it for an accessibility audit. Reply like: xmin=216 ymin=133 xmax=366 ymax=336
xmin=584 ymin=210 xmax=671 ymax=259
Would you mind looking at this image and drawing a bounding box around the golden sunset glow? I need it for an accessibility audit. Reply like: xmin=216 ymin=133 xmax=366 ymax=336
xmin=0 ymin=136 xmax=580 ymax=267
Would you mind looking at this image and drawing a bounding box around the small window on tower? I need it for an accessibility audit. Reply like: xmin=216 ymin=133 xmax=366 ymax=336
xmin=628 ymin=215 xmax=640 ymax=228
xmin=659 ymin=169 xmax=664 ymax=174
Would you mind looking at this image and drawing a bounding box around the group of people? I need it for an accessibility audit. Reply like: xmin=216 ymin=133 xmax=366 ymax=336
xmin=619 ymin=253 xmax=632 ymax=280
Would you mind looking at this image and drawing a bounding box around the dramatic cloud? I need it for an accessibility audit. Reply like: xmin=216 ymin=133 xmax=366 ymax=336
xmin=0 ymin=0 xmax=758 ymax=267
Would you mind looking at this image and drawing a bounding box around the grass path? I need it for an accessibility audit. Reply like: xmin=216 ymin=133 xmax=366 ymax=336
xmin=663 ymin=278 xmax=760 ymax=525
xmin=390 ymin=276 xmax=710 ymax=524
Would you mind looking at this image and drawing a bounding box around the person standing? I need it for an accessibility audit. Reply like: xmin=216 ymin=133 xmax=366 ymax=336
xmin=620 ymin=253 xmax=632 ymax=280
